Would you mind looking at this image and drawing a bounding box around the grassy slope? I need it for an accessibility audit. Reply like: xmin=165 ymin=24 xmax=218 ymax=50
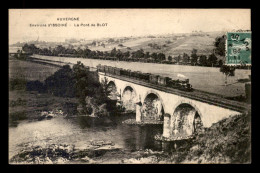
xmin=167 ymin=112 xmax=251 ymax=164
xmin=9 ymin=58 xmax=60 ymax=82
xmin=94 ymin=112 xmax=251 ymax=164
xmin=9 ymin=58 xmax=78 ymax=126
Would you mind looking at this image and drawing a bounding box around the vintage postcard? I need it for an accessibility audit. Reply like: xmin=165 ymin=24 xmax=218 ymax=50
xmin=9 ymin=9 xmax=251 ymax=164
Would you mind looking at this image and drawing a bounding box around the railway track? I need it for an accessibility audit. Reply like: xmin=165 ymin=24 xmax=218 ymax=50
xmin=103 ymin=73 xmax=250 ymax=113
xmin=27 ymin=56 xmax=251 ymax=113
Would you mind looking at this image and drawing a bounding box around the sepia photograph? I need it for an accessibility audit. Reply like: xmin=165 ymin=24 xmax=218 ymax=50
xmin=8 ymin=9 xmax=251 ymax=164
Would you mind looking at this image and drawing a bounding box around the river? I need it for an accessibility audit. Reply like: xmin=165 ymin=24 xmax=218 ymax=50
xmin=9 ymin=113 xmax=170 ymax=162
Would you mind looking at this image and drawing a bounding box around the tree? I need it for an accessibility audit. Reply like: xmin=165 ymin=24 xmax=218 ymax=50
xmin=72 ymin=61 xmax=107 ymax=106
xmin=110 ymin=48 xmax=117 ymax=57
xmin=72 ymin=61 xmax=90 ymax=105
xmin=199 ymin=55 xmax=207 ymax=66
xmin=191 ymin=49 xmax=197 ymax=55
xmin=76 ymin=47 xmax=84 ymax=57
xmin=144 ymin=52 xmax=150 ymax=59
xmin=158 ymin=53 xmax=166 ymax=62
xmin=100 ymin=77 xmax=112 ymax=98
xmin=89 ymin=50 xmax=97 ymax=58
xmin=104 ymin=51 xmax=109 ymax=58
xmin=116 ymin=50 xmax=123 ymax=60
xmin=42 ymin=48 xmax=51 ymax=55
xmin=191 ymin=49 xmax=198 ymax=65
xmin=151 ymin=52 xmax=158 ymax=61
xmin=133 ymin=49 xmax=145 ymax=59
xmin=182 ymin=53 xmax=190 ymax=64
xmin=218 ymin=59 xmax=223 ymax=67
xmin=52 ymin=45 xmax=66 ymax=56
xmin=214 ymin=35 xmax=226 ymax=56
xmin=174 ymin=55 xmax=181 ymax=63
xmin=83 ymin=48 xmax=91 ymax=58
xmin=44 ymin=65 xmax=76 ymax=97
xmin=22 ymin=44 xmax=39 ymax=54
xmin=168 ymin=56 xmax=173 ymax=62
xmin=123 ymin=51 xmax=130 ymax=59
xmin=220 ymin=65 xmax=236 ymax=86
xmin=208 ymin=53 xmax=218 ymax=67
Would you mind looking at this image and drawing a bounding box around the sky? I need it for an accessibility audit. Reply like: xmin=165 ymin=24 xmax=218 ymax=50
xmin=9 ymin=9 xmax=251 ymax=44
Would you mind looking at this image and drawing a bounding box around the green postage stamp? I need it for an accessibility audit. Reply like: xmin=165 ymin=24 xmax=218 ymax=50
xmin=226 ymin=32 xmax=251 ymax=66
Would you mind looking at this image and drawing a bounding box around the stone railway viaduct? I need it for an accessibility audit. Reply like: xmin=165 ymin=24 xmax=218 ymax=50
xmin=27 ymin=57 xmax=251 ymax=139
xmin=98 ymin=72 xmax=249 ymax=138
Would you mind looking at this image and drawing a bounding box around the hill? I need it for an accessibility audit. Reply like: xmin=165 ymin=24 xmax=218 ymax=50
xmin=164 ymin=112 xmax=251 ymax=164
xmin=89 ymin=31 xmax=226 ymax=57
xmin=10 ymin=31 xmax=226 ymax=58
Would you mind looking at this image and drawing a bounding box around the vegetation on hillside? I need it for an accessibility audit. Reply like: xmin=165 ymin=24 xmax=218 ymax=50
xmin=9 ymin=61 xmax=111 ymax=118
xmin=19 ymin=33 xmax=227 ymax=68
xmin=149 ymin=112 xmax=251 ymax=164
xmin=21 ymin=43 xmax=222 ymax=66
xmin=17 ymin=32 xmax=250 ymax=69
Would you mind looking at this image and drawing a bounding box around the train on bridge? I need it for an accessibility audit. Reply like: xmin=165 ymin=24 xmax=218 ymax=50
xmin=97 ymin=64 xmax=193 ymax=92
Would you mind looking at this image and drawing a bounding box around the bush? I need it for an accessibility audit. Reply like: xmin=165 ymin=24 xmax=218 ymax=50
xmin=26 ymin=80 xmax=46 ymax=92
xmin=44 ymin=65 xmax=76 ymax=97
xmin=9 ymin=78 xmax=27 ymax=90
xmin=73 ymin=62 xmax=107 ymax=105
xmin=9 ymin=111 xmax=27 ymax=121
xmin=9 ymin=98 xmax=27 ymax=107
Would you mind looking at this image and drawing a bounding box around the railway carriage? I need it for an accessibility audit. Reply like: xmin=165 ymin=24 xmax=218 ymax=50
xmin=100 ymin=65 xmax=105 ymax=72
xmin=96 ymin=64 xmax=101 ymax=72
xmin=120 ymin=69 xmax=128 ymax=76
xmin=135 ymin=71 xmax=142 ymax=79
xmin=108 ymin=66 xmax=115 ymax=74
xmin=158 ymin=76 xmax=171 ymax=86
xmin=149 ymin=74 xmax=159 ymax=84
xmin=104 ymin=65 xmax=109 ymax=73
xmin=129 ymin=71 xmax=136 ymax=78
xmin=140 ymin=73 xmax=150 ymax=81
xmin=126 ymin=69 xmax=131 ymax=77
xmin=114 ymin=67 xmax=121 ymax=75
xmin=108 ymin=66 xmax=112 ymax=74
xmin=96 ymin=65 xmax=193 ymax=92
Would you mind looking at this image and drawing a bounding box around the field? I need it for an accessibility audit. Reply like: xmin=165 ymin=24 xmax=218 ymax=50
xmin=9 ymin=57 xmax=78 ymax=127
xmin=79 ymin=31 xmax=226 ymax=58
xmin=9 ymin=58 xmax=60 ymax=82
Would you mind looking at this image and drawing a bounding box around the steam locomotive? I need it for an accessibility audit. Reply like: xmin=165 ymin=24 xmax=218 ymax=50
xmin=97 ymin=64 xmax=193 ymax=92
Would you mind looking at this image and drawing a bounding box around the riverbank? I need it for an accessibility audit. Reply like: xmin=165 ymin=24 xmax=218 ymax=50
xmin=9 ymin=90 xmax=78 ymax=127
xmin=9 ymin=111 xmax=251 ymax=164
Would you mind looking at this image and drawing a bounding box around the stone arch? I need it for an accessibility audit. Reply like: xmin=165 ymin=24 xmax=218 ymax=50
xmin=107 ymin=79 xmax=116 ymax=86
xmin=142 ymin=90 xmax=166 ymax=110
xmin=172 ymin=100 xmax=203 ymax=119
xmin=107 ymin=80 xmax=118 ymax=100
xmin=121 ymin=84 xmax=138 ymax=111
xmin=142 ymin=90 xmax=166 ymax=121
xmin=122 ymin=84 xmax=137 ymax=98
xmin=170 ymin=100 xmax=203 ymax=137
